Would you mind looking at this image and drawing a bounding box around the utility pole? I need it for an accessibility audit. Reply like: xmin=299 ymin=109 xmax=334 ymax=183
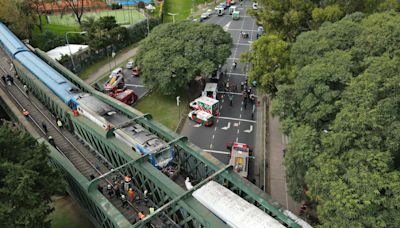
xmin=65 ymin=31 xmax=87 ymax=73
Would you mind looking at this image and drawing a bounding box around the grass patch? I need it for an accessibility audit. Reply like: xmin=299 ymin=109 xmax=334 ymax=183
xmin=79 ymin=43 xmax=138 ymax=80
xmin=164 ymin=0 xmax=193 ymax=22
xmin=32 ymin=16 xmax=80 ymax=37
xmin=164 ymin=0 xmax=216 ymax=22
xmin=50 ymin=195 xmax=94 ymax=228
xmin=134 ymin=91 xmax=190 ymax=131
xmin=47 ymin=9 xmax=145 ymax=26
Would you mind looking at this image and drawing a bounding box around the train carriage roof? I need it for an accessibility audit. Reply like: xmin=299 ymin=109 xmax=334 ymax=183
xmin=0 ymin=23 xmax=29 ymax=57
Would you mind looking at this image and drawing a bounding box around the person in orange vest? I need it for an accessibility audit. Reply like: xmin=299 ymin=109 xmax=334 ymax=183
xmin=128 ymin=188 xmax=134 ymax=202
xmin=138 ymin=211 xmax=145 ymax=220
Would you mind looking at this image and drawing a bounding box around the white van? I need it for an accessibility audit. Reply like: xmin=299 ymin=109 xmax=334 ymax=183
xmin=110 ymin=67 xmax=123 ymax=78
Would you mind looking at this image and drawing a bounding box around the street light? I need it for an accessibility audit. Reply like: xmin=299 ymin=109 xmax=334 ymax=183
xmin=65 ymin=31 xmax=87 ymax=73
xmin=176 ymin=96 xmax=180 ymax=123
xmin=140 ymin=9 xmax=150 ymax=37
xmin=168 ymin=12 xmax=178 ymax=23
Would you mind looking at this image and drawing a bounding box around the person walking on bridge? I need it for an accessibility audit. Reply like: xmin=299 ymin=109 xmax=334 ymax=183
xmin=41 ymin=122 xmax=48 ymax=134
xmin=128 ymin=188 xmax=135 ymax=202
xmin=56 ymin=119 xmax=63 ymax=129
xmin=121 ymin=194 xmax=128 ymax=208
xmin=23 ymin=84 xmax=28 ymax=96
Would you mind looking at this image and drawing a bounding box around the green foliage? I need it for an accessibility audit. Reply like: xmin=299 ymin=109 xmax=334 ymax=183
xmin=284 ymin=125 xmax=321 ymax=201
xmin=255 ymin=0 xmax=399 ymax=41
xmin=312 ymin=4 xmax=343 ymax=28
xmin=241 ymin=34 xmax=290 ymax=96
xmin=97 ymin=16 xmax=118 ymax=31
xmin=274 ymin=12 xmax=400 ymax=226
xmin=81 ymin=16 xmax=128 ymax=50
xmin=0 ymin=125 xmax=64 ymax=227
xmin=136 ymin=22 xmax=232 ymax=95
xmin=31 ymin=30 xmax=65 ymax=52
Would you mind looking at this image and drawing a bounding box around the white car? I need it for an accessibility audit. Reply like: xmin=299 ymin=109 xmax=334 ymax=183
xmin=201 ymin=13 xmax=209 ymax=19
xmin=126 ymin=59 xmax=134 ymax=69
xmin=252 ymin=2 xmax=258 ymax=10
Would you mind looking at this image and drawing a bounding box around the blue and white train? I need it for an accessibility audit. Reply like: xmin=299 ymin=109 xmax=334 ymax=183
xmin=0 ymin=23 xmax=174 ymax=169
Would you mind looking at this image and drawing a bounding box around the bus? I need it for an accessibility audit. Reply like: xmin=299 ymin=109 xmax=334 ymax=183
xmin=193 ymin=181 xmax=286 ymax=228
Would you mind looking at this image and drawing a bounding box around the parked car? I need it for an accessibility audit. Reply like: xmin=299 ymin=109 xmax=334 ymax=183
xmin=188 ymin=110 xmax=214 ymax=126
xmin=132 ymin=66 xmax=140 ymax=77
xmin=219 ymin=2 xmax=228 ymax=9
xmin=201 ymin=13 xmax=209 ymax=20
xmin=126 ymin=59 xmax=134 ymax=69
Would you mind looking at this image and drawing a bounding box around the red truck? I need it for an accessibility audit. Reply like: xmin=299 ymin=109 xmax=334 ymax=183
xmin=108 ymin=89 xmax=137 ymax=105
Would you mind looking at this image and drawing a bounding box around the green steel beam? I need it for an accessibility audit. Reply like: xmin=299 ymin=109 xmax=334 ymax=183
xmin=34 ymin=49 xmax=302 ymax=228
xmin=134 ymin=165 xmax=232 ymax=228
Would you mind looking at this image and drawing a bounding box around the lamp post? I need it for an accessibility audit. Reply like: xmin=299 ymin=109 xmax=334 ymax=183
xmin=140 ymin=9 xmax=150 ymax=36
xmin=168 ymin=13 xmax=178 ymax=23
xmin=65 ymin=31 xmax=87 ymax=73
xmin=176 ymin=96 xmax=180 ymax=123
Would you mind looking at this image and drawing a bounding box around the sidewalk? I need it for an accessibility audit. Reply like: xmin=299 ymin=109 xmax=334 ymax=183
xmin=267 ymin=101 xmax=300 ymax=213
xmin=84 ymin=47 xmax=138 ymax=85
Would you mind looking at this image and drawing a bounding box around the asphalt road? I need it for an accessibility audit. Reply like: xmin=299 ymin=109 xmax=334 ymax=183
xmin=181 ymin=1 xmax=260 ymax=179
xmin=121 ymin=68 xmax=149 ymax=100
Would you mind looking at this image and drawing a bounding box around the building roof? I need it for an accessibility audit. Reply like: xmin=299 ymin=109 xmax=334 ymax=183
xmin=46 ymin=44 xmax=89 ymax=61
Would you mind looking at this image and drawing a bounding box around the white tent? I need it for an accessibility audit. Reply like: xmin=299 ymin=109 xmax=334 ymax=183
xmin=46 ymin=44 xmax=89 ymax=61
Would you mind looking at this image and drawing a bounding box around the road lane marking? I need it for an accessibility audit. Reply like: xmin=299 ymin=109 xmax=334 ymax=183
xmin=203 ymin=149 xmax=230 ymax=155
xmin=234 ymin=122 xmax=239 ymax=127
xmin=226 ymin=72 xmax=247 ymax=76
xmin=217 ymin=91 xmax=243 ymax=96
xmin=218 ymin=116 xmax=256 ymax=123
xmin=239 ymin=114 xmax=242 ymax=119
xmin=244 ymin=125 xmax=253 ymax=133
xmin=125 ymin=84 xmax=147 ymax=87
xmin=210 ymin=144 xmax=213 ymax=149
xmin=228 ymin=28 xmax=258 ymax=32
xmin=221 ymin=122 xmax=231 ymax=130
xmin=212 ymin=134 xmax=215 ymax=139
xmin=194 ymin=124 xmax=202 ymax=128
xmin=236 ymin=137 xmax=239 ymax=142
xmin=234 ymin=42 xmax=251 ymax=46
xmin=223 ymin=21 xmax=231 ymax=31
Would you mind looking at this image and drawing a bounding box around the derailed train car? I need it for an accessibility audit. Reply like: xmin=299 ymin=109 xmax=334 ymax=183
xmin=0 ymin=22 xmax=175 ymax=170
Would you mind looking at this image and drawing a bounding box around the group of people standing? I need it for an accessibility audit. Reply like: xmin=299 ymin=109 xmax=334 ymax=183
xmin=99 ymin=175 xmax=155 ymax=222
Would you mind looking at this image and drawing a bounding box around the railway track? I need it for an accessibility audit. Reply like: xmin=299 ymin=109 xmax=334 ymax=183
xmin=0 ymin=53 xmax=175 ymax=227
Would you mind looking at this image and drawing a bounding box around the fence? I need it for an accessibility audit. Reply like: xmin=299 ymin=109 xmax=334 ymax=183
xmin=59 ymin=18 xmax=160 ymax=73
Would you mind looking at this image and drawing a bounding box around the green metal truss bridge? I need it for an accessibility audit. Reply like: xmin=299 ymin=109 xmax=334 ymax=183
xmin=0 ymin=46 xmax=305 ymax=228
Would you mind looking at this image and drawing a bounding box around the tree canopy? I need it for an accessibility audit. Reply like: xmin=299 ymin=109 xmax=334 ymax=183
xmin=0 ymin=124 xmax=63 ymax=227
xmin=81 ymin=16 xmax=128 ymax=50
xmin=272 ymin=12 xmax=400 ymax=226
xmin=135 ymin=21 xmax=232 ymax=95
xmin=254 ymin=0 xmax=399 ymax=41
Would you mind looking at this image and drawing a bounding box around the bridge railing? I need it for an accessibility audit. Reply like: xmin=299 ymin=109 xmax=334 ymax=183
xmin=33 ymin=49 xmax=301 ymax=227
